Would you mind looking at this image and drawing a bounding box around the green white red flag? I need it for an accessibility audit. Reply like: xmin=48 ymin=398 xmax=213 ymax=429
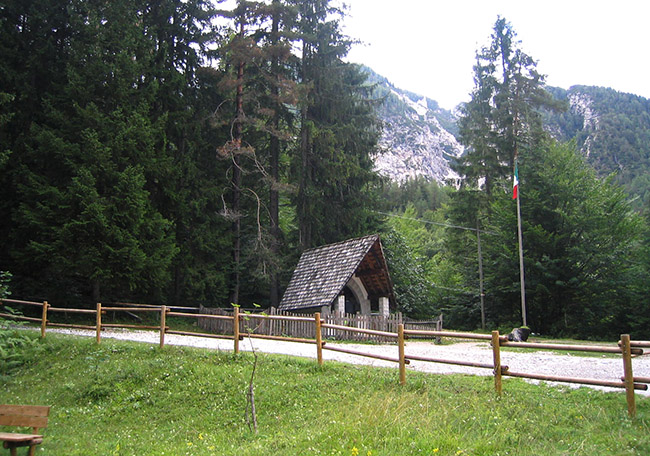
xmin=512 ymin=162 xmax=519 ymax=200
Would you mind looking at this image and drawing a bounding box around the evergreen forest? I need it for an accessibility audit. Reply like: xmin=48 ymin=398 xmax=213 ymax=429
xmin=1 ymin=3 xmax=648 ymax=340
xmin=544 ymin=85 xmax=650 ymax=209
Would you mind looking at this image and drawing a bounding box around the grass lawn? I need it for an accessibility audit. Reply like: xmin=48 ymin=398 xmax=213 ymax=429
xmin=1 ymin=332 xmax=649 ymax=455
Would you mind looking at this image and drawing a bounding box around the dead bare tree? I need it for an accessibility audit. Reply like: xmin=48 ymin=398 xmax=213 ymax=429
xmin=239 ymin=304 xmax=264 ymax=434
xmin=244 ymin=333 xmax=259 ymax=433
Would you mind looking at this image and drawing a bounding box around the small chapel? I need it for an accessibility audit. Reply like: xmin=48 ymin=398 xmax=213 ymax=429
xmin=278 ymin=234 xmax=395 ymax=317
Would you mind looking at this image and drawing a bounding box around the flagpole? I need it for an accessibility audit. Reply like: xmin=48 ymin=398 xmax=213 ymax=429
xmin=514 ymin=161 xmax=527 ymax=327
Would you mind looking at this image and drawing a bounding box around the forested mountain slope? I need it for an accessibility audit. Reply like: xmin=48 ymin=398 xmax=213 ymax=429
xmin=544 ymin=86 xmax=650 ymax=207
xmin=370 ymin=71 xmax=650 ymax=207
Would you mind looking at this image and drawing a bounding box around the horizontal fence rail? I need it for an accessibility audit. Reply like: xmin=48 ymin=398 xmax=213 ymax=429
xmin=0 ymin=298 xmax=44 ymax=307
xmin=404 ymin=353 xmax=498 ymax=370
xmin=324 ymin=344 xmax=408 ymax=364
xmin=405 ymin=329 xmax=499 ymax=341
xmin=320 ymin=323 xmax=399 ymax=340
xmin=1 ymin=298 xmax=646 ymax=418
xmin=504 ymin=370 xmax=647 ymax=390
xmin=500 ymin=340 xmax=643 ymax=355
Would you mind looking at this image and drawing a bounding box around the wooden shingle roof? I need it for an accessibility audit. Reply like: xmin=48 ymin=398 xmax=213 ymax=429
xmin=279 ymin=234 xmax=394 ymax=311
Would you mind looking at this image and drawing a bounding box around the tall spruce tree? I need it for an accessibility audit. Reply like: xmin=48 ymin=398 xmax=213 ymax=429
xmin=136 ymin=0 xmax=223 ymax=306
xmin=291 ymin=0 xmax=381 ymax=250
xmin=262 ymin=0 xmax=299 ymax=307
xmin=456 ymin=17 xmax=561 ymax=196
xmin=0 ymin=0 xmax=72 ymax=291
xmin=484 ymin=141 xmax=644 ymax=338
xmin=13 ymin=0 xmax=183 ymax=303
xmin=215 ymin=0 xmax=300 ymax=305
xmin=449 ymin=17 xmax=563 ymax=329
xmin=0 ymin=0 xmax=216 ymax=304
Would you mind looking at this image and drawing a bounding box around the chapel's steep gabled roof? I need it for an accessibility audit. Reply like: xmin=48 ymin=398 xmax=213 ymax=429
xmin=279 ymin=234 xmax=394 ymax=311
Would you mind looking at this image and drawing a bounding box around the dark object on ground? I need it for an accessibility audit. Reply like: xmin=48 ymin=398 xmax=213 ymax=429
xmin=507 ymin=327 xmax=531 ymax=342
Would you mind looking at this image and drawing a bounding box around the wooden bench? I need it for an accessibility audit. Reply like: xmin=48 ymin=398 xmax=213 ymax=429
xmin=0 ymin=405 xmax=50 ymax=456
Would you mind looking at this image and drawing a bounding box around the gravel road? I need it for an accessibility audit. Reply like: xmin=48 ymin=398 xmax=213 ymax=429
xmin=48 ymin=327 xmax=650 ymax=396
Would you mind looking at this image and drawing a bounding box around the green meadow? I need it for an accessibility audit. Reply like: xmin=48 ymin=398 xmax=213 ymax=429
xmin=1 ymin=332 xmax=648 ymax=455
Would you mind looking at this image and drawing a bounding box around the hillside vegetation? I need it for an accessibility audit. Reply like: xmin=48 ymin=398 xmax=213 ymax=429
xmin=544 ymin=85 xmax=650 ymax=207
xmin=1 ymin=332 xmax=649 ymax=455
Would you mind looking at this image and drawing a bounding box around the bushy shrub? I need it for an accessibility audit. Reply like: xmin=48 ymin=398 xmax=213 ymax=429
xmin=0 ymin=271 xmax=42 ymax=375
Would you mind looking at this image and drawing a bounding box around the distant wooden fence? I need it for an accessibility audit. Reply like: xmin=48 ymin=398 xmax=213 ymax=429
xmin=1 ymin=297 xmax=647 ymax=418
xmin=197 ymin=307 xmax=429 ymax=343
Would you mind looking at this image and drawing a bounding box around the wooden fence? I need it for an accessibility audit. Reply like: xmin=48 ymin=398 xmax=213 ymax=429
xmin=1 ymin=297 xmax=647 ymax=418
xmin=197 ymin=307 xmax=426 ymax=343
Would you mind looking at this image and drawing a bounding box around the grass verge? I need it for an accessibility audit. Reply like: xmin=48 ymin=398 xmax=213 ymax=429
xmin=1 ymin=332 xmax=648 ymax=455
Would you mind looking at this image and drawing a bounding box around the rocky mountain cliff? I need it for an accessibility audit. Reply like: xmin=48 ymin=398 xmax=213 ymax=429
xmin=364 ymin=68 xmax=463 ymax=184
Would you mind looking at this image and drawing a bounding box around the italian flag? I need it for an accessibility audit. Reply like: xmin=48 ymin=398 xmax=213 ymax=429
xmin=512 ymin=162 xmax=519 ymax=200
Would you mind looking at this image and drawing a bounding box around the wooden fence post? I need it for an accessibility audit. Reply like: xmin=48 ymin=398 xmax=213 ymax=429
xmin=315 ymin=312 xmax=323 ymax=366
xmin=96 ymin=303 xmax=102 ymax=344
xmin=40 ymin=301 xmax=48 ymax=339
xmin=492 ymin=330 xmax=502 ymax=395
xmin=233 ymin=306 xmax=240 ymax=354
xmin=398 ymin=324 xmax=406 ymax=385
xmin=621 ymin=334 xmax=636 ymax=418
xmin=159 ymin=306 xmax=167 ymax=349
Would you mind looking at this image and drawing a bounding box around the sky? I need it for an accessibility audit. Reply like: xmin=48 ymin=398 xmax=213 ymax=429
xmin=340 ymin=0 xmax=650 ymax=110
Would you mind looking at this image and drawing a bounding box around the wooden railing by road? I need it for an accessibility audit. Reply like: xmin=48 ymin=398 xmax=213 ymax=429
xmin=1 ymin=298 xmax=646 ymax=418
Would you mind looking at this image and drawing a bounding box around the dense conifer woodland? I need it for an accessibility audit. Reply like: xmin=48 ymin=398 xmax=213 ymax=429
xmin=1 ymin=2 xmax=649 ymax=339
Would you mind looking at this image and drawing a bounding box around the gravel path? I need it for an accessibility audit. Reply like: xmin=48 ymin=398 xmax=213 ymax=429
xmin=48 ymin=327 xmax=650 ymax=396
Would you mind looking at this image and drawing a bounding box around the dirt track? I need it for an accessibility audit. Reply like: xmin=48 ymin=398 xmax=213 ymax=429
xmin=49 ymin=327 xmax=650 ymax=396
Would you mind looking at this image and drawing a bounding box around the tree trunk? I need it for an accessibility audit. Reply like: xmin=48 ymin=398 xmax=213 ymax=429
xmin=92 ymin=278 xmax=101 ymax=304
xmin=229 ymin=16 xmax=245 ymax=305
xmin=298 ymin=104 xmax=311 ymax=250
xmin=297 ymin=34 xmax=312 ymax=250
xmin=269 ymin=1 xmax=281 ymax=307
